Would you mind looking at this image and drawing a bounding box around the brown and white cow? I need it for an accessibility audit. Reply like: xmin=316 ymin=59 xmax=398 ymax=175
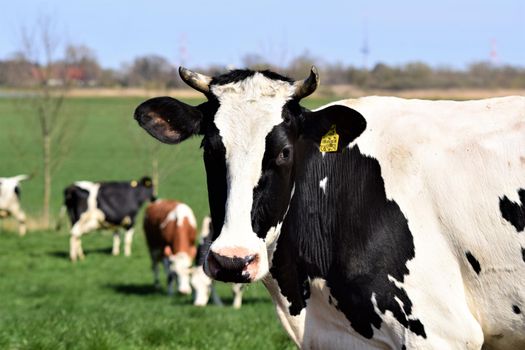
xmin=0 ymin=175 xmax=30 ymax=236
xmin=143 ymin=199 xmax=197 ymax=295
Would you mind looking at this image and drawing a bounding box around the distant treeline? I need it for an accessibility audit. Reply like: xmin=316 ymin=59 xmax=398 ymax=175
xmin=1 ymin=46 xmax=524 ymax=90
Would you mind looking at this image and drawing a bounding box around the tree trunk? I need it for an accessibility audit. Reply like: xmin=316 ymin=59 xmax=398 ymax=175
xmin=152 ymin=157 xmax=159 ymax=197
xmin=43 ymin=133 xmax=51 ymax=228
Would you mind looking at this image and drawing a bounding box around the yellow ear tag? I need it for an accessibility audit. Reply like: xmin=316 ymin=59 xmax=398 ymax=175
xmin=319 ymin=125 xmax=339 ymax=152
xmin=145 ymin=180 xmax=152 ymax=187
xmin=130 ymin=180 xmax=138 ymax=187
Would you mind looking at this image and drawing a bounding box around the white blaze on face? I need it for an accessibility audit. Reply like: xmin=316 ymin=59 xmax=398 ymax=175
xmin=169 ymin=252 xmax=192 ymax=294
xmin=191 ymin=265 xmax=213 ymax=306
xmin=210 ymin=73 xmax=295 ymax=280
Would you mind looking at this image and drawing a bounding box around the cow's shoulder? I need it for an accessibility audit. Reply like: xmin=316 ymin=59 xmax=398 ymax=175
xmin=73 ymin=181 xmax=99 ymax=193
xmin=271 ymin=144 xmax=428 ymax=342
xmin=98 ymin=181 xmax=131 ymax=193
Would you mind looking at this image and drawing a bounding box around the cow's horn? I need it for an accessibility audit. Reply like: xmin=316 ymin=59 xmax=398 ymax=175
xmin=293 ymin=66 xmax=319 ymax=99
xmin=179 ymin=67 xmax=211 ymax=94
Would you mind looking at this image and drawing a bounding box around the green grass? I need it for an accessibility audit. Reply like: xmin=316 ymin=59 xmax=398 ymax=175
xmin=0 ymin=96 xmax=335 ymax=224
xmin=0 ymin=230 xmax=293 ymax=349
xmin=0 ymin=96 xmax=210 ymax=224
xmin=0 ymin=95 xmax=335 ymax=349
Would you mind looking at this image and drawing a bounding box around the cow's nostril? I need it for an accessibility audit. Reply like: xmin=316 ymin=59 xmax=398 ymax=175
xmin=209 ymin=251 xmax=246 ymax=271
xmin=206 ymin=250 xmax=258 ymax=283
xmin=244 ymin=254 xmax=255 ymax=264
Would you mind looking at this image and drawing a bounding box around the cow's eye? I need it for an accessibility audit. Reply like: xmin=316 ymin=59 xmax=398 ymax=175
xmin=276 ymin=146 xmax=292 ymax=166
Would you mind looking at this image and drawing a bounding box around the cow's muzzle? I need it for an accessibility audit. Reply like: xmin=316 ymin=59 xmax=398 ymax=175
xmin=205 ymin=248 xmax=259 ymax=283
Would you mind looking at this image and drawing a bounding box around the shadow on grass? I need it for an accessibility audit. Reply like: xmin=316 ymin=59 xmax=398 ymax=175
xmin=106 ymin=283 xmax=271 ymax=307
xmin=107 ymin=283 xmax=197 ymax=305
xmin=47 ymin=247 xmax=113 ymax=259
xmin=219 ymin=295 xmax=270 ymax=306
xmin=106 ymin=283 xmax=162 ymax=296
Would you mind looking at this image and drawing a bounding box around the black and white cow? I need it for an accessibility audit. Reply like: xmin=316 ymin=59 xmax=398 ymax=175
xmin=134 ymin=67 xmax=525 ymax=349
xmin=64 ymin=177 xmax=155 ymax=261
xmin=0 ymin=175 xmax=29 ymax=236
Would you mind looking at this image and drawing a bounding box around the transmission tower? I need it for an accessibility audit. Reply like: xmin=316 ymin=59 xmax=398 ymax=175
xmin=178 ymin=33 xmax=188 ymax=67
xmin=489 ymin=38 xmax=498 ymax=65
xmin=361 ymin=20 xmax=370 ymax=70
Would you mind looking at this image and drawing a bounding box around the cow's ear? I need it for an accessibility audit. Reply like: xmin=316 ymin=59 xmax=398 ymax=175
xmin=301 ymin=105 xmax=366 ymax=151
xmin=134 ymin=96 xmax=204 ymax=144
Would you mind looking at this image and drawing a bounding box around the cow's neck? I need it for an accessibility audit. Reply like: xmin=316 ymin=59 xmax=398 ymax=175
xmin=267 ymin=142 xmax=426 ymax=342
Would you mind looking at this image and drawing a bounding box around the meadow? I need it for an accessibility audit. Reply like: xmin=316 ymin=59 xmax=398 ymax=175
xmin=0 ymin=96 xmax=334 ymax=349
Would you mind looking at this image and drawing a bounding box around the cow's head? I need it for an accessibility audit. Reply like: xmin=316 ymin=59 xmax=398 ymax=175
xmin=135 ymin=67 xmax=365 ymax=283
xmin=164 ymin=247 xmax=193 ymax=295
xmin=134 ymin=176 xmax=156 ymax=202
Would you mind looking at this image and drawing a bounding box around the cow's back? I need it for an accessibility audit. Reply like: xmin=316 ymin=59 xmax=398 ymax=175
xmin=338 ymin=96 xmax=525 ymax=348
xmin=144 ymin=200 xmax=197 ymax=258
xmin=97 ymin=182 xmax=140 ymax=225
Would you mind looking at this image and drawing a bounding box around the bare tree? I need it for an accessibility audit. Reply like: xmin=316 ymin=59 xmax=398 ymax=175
xmin=0 ymin=53 xmax=35 ymax=87
xmin=241 ymin=53 xmax=273 ymax=71
xmin=126 ymin=121 xmax=182 ymax=197
xmin=126 ymin=54 xmax=174 ymax=89
xmin=15 ymin=15 xmax=78 ymax=228
xmin=149 ymin=142 xmax=183 ymax=196
xmin=285 ymin=51 xmax=319 ymax=79
xmin=64 ymin=44 xmax=102 ymax=86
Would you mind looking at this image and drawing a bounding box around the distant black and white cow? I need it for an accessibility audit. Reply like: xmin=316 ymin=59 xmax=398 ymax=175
xmin=64 ymin=177 xmax=155 ymax=261
xmin=0 ymin=175 xmax=29 ymax=236
xmin=135 ymin=67 xmax=525 ymax=349
xmin=191 ymin=216 xmax=244 ymax=308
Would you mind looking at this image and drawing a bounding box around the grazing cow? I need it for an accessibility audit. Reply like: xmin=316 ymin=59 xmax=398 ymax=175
xmin=143 ymin=199 xmax=197 ymax=295
xmin=0 ymin=175 xmax=29 ymax=236
xmin=191 ymin=216 xmax=244 ymax=308
xmin=134 ymin=67 xmax=525 ymax=349
xmin=64 ymin=176 xmax=155 ymax=261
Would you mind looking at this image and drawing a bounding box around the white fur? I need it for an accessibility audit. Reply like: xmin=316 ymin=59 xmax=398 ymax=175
xmin=0 ymin=175 xmax=29 ymax=236
xmin=160 ymin=203 xmax=197 ymax=229
xmin=200 ymin=216 xmax=212 ymax=239
xmin=232 ymin=283 xmax=244 ymax=309
xmin=307 ymin=279 xmax=401 ymax=349
xmin=69 ymin=181 xmax=104 ymax=261
xmin=169 ymin=252 xmax=192 ymax=294
xmin=191 ymin=265 xmax=213 ymax=306
xmin=123 ymin=227 xmax=134 ymax=257
xmin=319 ymin=177 xmax=328 ymax=194
xmin=209 ymin=73 xmax=295 ymax=280
xmin=295 ymin=95 xmax=524 ymax=349
xmin=70 ymin=182 xmax=103 ymax=238
xmin=112 ymin=231 xmax=121 ymax=255
xmin=208 ymin=94 xmax=525 ymax=348
xmin=190 ymin=265 xmax=245 ymax=308
xmin=263 ymin=275 xmax=306 ymax=347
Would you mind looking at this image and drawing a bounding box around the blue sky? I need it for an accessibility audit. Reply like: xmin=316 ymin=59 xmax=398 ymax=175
xmin=1 ymin=0 xmax=524 ymax=69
